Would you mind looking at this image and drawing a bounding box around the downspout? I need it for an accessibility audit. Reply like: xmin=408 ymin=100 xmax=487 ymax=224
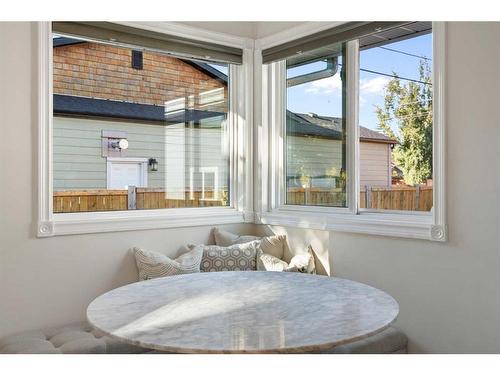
xmin=286 ymin=57 xmax=338 ymax=87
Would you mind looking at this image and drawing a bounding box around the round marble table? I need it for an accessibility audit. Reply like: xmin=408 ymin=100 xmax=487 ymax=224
xmin=87 ymin=271 xmax=399 ymax=353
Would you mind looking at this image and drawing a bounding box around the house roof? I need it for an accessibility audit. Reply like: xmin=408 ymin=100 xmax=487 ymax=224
xmin=53 ymin=37 xmax=395 ymax=143
xmin=53 ymin=94 xmax=224 ymax=124
xmin=290 ymin=112 xmax=396 ymax=144
xmin=53 ymin=94 xmax=395 ymax=143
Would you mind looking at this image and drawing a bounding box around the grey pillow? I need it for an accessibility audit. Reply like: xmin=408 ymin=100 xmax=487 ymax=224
xmin=133 ymin=246 xmax=203 ymax=281
xmin=193 ymin=242 xmax=259 ymax=272
xmin=212 ymin=228 xmax=286 ymax=259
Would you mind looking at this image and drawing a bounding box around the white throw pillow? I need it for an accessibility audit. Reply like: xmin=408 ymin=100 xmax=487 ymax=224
xmin=133 ymin=246 xmax=203 ymax=281
xmin=212 ymin=228 xmax=286 ymax=260
xmin=257 ymin=245 xmax=317 ymax=274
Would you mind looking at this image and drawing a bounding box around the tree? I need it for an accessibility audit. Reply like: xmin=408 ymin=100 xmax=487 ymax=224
xmin=375 ymin=60 xmax=433 ymax=186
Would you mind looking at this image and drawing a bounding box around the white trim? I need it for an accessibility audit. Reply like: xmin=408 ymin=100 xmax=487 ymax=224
xmin=256 ymin=22 xmax=447 ymax=242
xmin=37 ymin=21 xmax=251 ymax=237
xmin=346 ymin=40 xmax=360 ymax=214
xmin=37 ymin=22 xmax=54 ymax=237
xmin=431 ymin=22 xmax=447 ymax=241
xmin=53 ymin=207 xmax=245 ymax=236
xmin=115 ymin=21 xmax=254 ymax=50
xmin=106 ymin=157 xmax=148 ymax=189
xmin=257 ymin=22 xmax=345 ymax=50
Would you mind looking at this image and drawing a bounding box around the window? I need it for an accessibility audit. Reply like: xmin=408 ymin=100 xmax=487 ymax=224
xmin=358 ymin=27 xmax=433 ymax=212
xmin=285 ymin=42 xmax=347 ymax=207
xmin=51 ymin=34 xmax=230 ymax=213
xmin=38 ymin=22 xmax=250 ymax=236
xmin=259 ymin=22 xmax=446 ymax=241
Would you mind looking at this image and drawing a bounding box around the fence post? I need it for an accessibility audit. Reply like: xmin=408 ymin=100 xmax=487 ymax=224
xmin=365 ymin=185 xmax=372 ymax=209
xmin=128 ymin=186 xmax=137 ymax=210
xmin=415 ymin=184 xmax=421 ymax=211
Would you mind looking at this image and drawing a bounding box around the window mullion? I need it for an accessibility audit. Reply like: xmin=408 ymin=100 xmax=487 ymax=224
xmin=346 ymin=39 xmax=360 ymax=214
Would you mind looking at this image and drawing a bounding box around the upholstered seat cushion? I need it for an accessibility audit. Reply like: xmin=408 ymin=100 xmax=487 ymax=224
xmin=0 ymin=322 xmax=149 ymax=354
xmin=320 ymin=326 xmax=408 ymax=354
xmin=1 ymin=323 xmax=407 ymax=354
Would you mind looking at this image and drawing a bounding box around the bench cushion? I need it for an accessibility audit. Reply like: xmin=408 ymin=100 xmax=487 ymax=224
xmin=0 ymin=322 xmax=149 ymax=354
xmin=320 ymin=326 xmax=408 ymax=354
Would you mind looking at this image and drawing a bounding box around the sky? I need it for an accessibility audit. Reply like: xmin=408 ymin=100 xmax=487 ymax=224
xmin=286 ymin=33 xmax=433 ymax=131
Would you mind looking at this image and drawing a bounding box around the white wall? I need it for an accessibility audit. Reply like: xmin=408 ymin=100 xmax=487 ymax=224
xmin=0 ymin=22 xmax=253 ymax=337
xmin=257 ymin=22 xmax=500 ymax=353
xmin=1 ymin=22 xmax=500 ymax=354
xmin=329 ymin=22 xmax=500 ymax=353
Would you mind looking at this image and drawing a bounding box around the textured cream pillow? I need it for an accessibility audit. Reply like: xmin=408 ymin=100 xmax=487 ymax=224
xmin=257 ymin=245 xmax=317 ymax=274
xmin=212 ymin=228 xmax=286 ymax=259
xmin=133 ymin=246 xmax=203 ymax=281
xmin=195 ymin=242 xmax=258 ymax=272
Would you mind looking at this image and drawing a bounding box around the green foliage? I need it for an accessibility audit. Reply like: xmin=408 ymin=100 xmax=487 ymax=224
xmin=375 ymin=60 xmax=433 ymax=185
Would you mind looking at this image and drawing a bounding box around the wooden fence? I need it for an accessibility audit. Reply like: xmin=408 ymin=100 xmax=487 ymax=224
xmin=359 ymin=185 xmax=432 ymax=211
xmin=286 ymin=185 xmax=432 ymax=211
xmin=53 ymin=185 xmax=432 ymax=213
xmin=53 ymin=188 xmax=228 ymax=213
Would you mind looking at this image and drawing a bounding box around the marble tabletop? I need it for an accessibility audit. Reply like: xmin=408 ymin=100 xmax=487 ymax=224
xmin=87 ymin=271 xmax=399 ymax=353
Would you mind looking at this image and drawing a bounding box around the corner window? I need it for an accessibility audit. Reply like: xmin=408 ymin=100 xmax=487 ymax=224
xmin=260 ymin=22 xmax=446 ymax=241
xmin=52 ymin=34 xmax=230 ymax=213
xmin=38 ymin=22 xmax=249 ymax=237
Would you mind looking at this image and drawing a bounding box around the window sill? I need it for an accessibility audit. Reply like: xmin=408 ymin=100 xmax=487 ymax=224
xmin=38 ymin=207 xmax=250 ymax=237
xmin=257 ymin=207 xmax=447 ymax=241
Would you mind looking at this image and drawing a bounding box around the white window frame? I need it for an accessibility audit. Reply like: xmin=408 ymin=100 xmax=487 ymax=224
xmin=37 ymin=22 xmax=254 ymax=237
xmin=106 ymin=157 xmax=148 ymax=189
xmin=255 ymin=22 xmax=447 ymax=241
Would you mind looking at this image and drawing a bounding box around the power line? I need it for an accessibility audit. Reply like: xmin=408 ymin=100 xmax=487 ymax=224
xmin=377 ymin=46 xmax=432 ymax=61
xmin=360 ymin=67 xmax=432 ymax=86
xmin=338 ymin=62 xmax=432 ymax=86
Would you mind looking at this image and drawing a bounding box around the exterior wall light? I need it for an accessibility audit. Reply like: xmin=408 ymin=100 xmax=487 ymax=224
xmin=148 ymin=158 xmax=158 ymax=172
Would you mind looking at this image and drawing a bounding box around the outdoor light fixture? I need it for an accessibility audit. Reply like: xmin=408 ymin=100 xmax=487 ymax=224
xmin=148 ymin=158 xmax=158 ymax=172
xmin=109 ymin=138 xmax=129 ymax=150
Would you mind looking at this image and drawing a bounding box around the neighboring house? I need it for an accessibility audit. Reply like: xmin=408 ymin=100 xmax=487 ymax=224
xmin=52 ymin=38 xmax=396 ymax=196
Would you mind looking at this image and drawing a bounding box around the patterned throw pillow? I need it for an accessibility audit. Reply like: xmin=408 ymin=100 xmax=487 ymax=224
xmin=212 ymin=228 xmax=286 ymax=260
xmin=133 ymin=245 xmax=203 ymax=281
xmin=257 ymin=245 xmax=317 ymax=274
xmin=194 ymin=242 xmax=258 ymax=272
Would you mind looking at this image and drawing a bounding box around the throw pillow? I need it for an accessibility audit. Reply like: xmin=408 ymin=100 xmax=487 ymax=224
xmin=212 ymin=228 xmax=286 ymax=260
xmin=212 ymin=227 xmax=260 ymax=247
xmin=133 ymin=245 xmax=203 ymax=281
xmin=193 ymin=242 xmax=259 ymax=272
xmin=257 ymin=245 xmax=317 ymax=274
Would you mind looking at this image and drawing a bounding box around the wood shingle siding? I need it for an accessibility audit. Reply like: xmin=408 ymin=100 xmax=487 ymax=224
xmin=53 ymin=41 xmax=228 ymax=112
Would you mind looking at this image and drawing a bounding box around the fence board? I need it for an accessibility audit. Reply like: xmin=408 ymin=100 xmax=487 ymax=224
xmin=53 ymin=186 xmax=432 ymax=213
